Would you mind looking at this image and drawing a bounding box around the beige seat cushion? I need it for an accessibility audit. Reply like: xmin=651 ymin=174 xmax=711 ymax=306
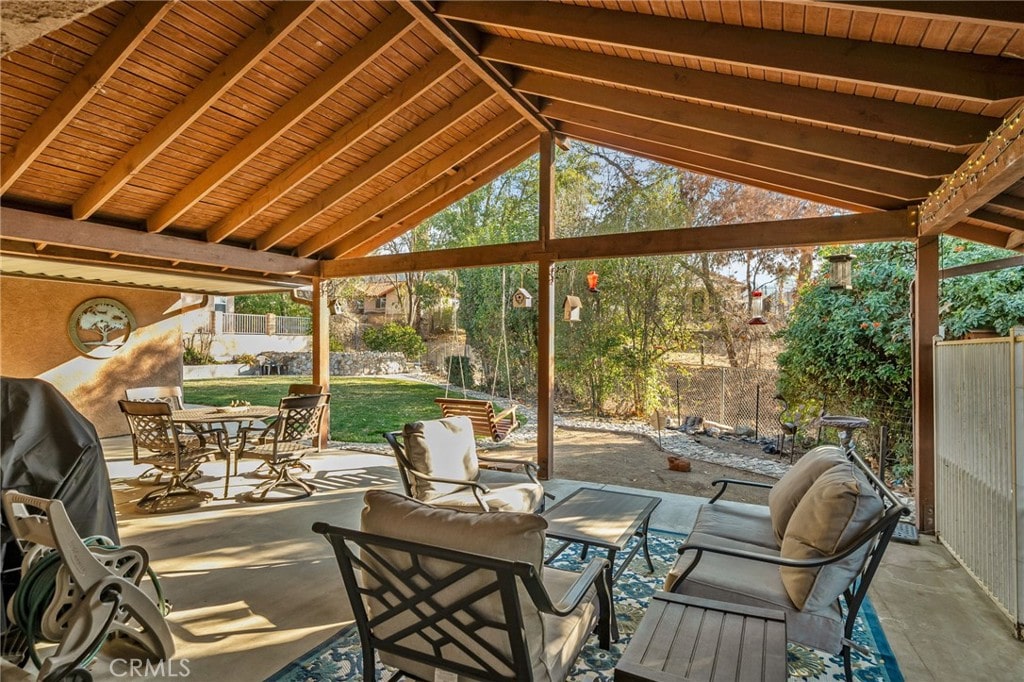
xmin=402 ymin=416 xmax=480 ymax=500
xmin=780 ymin=463 xmax=884 ymax=611
xmin=692 ymin=500 xmax=778 ymax=550
xmin=360 ymin=490 xmax=591 ymax=682
xmin=429 ymin=480 xmax=545 ymax=512
xmin=768 ymin=445 xmax=848 ymax=545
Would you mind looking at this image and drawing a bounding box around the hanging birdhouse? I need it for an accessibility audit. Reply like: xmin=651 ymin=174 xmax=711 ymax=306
xmin=329 ymin=298 xmax=344 ymax=315
xmin=512 ymin=287 xmax=533 ymax=308
xmin=587 ymin=270 xmax=599 ymax=293
xmin=828 ymin=254 xmax=855 ymax=290
xmin=747 ymin=290 xmax=767 ymax=326
xmin=563 ymin=295 xmax=582 ymax=322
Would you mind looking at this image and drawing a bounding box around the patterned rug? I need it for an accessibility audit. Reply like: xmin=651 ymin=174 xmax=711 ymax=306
xmin=268 ymin=531 xmax=903 ymax=681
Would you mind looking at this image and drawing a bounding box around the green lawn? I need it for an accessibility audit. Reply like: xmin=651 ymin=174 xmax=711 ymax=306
xmin=183 ymin=376 xmax=452 ymax=443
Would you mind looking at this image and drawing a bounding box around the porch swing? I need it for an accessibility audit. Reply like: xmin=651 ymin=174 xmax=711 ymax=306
xmin=435 ymin=269 xmax=520 ymax=442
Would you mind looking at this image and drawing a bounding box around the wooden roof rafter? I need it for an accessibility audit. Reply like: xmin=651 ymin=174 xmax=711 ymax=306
xmin=438 ymin=1 xmax=1024 ymax=101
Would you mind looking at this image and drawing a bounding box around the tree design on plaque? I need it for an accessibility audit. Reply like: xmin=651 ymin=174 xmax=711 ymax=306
xmin=68 ymin=298 xmax=137 ymax=358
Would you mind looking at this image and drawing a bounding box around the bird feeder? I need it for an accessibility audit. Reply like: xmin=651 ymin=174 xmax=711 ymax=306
xmin=827 ymin=254 xmax=855 ymax=290
xmin=512 ymin=287 xmax=533 ymax=308
xmin=587 ymin=270 xmax=599 ymax=293
xmin=329 ymin=298 xmax=344 ymax=315
xmin=563 ymin=295 xmax=582 ymax=322
xmin=747 ymin=290 xmax=767 ymax=326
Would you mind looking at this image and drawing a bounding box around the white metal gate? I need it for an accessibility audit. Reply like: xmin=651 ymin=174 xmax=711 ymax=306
xmin=934 ymin=331 xmax=1023 ymax=636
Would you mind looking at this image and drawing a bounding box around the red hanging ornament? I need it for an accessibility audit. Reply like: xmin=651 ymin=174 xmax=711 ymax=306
xmin=586 ymin=270 xmax=599 ymax=293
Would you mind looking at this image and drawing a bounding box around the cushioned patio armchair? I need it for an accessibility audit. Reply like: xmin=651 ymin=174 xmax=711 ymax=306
xmin=313 ymin=489 xmax=611 ymax=681
xmin=665 ymin=445 xmax=908 ymax=681
xmin=384 ymin=416 xmax=546 ymax=512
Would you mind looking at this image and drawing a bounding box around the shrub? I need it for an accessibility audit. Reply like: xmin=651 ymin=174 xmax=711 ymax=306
xmin=363 ymin=323 xmax=426 ymax=359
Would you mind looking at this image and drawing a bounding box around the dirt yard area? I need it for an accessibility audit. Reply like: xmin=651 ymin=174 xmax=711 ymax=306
xmin=500 ymin=428 xmax=775 ymax=505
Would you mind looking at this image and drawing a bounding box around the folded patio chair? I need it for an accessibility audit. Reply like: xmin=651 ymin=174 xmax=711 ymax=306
xmin=313 ymin=489 xmax=611 ymax=681
xmin=234 ymin=393 xmax=329 ymax=501
xmin=118 ymin=400 xmax=228 ymax=512
xmin=384 ymin=416 xmax=545 ymax=512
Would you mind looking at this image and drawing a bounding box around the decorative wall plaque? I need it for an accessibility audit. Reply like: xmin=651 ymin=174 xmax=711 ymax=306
xmin=68 ymin=298 xmax=136 ymax=358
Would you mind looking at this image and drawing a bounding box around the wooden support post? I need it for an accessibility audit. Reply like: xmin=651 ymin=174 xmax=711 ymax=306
xmin=312 ymin=277 xmax=331 ymax=448
xmin=912 ymin=235 xmax=939 ymax=532
xmin=537 ymin=132 xmax=555 ymax=479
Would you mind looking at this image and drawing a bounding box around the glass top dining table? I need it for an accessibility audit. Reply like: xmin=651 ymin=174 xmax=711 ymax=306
xmin=172 ymin=405 xmax=279 ymax=498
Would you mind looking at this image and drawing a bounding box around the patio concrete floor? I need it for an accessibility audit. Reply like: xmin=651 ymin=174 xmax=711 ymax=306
xmin=27 ymin=438 xmax=1024 ymax=680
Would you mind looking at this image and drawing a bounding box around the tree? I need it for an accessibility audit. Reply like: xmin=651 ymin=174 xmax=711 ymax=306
xmin=234 ymin=293 xmax=310 ymax=317
xmin=363 ymin=322 xmax=427 ymax=358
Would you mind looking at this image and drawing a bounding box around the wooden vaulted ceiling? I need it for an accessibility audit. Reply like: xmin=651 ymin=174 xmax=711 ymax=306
xmin=0 ymin=1 xmax=1022 ymax=291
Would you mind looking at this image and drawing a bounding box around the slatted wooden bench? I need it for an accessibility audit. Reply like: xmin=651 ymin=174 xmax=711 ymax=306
xmin=434 ymin=397 xmax=518 ymax=442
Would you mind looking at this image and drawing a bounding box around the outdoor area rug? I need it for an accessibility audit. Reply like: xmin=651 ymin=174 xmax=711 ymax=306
xmin=268 ymin=530 xmax=903 ymax=681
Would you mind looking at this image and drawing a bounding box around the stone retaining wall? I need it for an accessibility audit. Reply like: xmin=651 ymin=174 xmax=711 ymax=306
xmin=261 ymin=351 xmax=411 ymax=376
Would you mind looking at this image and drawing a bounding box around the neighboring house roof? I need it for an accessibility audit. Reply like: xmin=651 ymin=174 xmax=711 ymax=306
xmin=358 ymin=282 xmax=397 ymax=298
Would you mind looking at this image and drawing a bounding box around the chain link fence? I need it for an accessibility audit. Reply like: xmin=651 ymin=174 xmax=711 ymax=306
xmin=666 ymin=366 xmax=782 ymax=439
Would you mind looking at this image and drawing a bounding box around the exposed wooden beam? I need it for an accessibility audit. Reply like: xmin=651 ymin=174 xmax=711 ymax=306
xmin=254 ymin=83 xmax=494 ymax=251
xmin=0 ymin=1 xmax=173 ymax=194
xmin=397 ymin=0 xmax=549 ymax=134
xmin=537 ymin=132 xmax=555 ymax=479
xmin=942 ymin=255 xmax=1024 ymax=279
xmin=550 ymin=106 xmax=934 ymax=201
xmin=969 ymin=209 xmax=1024 ymax=234
xmin=987 ymin=193 xmax=1024 ymax=218
xmin=321 ymin=211 xmax=914 ymax=278
xmin=562 ymin=122 xmax=899 ymax=212
xmin=334 ymin=134 xmax=538 ymax=258
xmin=72 ymin=1 xmax=316 ymax=221
xmin=439 ymin=1 xmax=1024 ymax=101
xmin=912 ymin=235 xmax=939 ymax=531
xmin=145 ymin=9 xmax=415 ymax=233
xmin=0 ymin=207 xmax=317 ymax=276
xmin=206 ymin=52 xmax=460 ymax=244
xmin=297 ymin=111 xmax=524 ymax=257
xmin=1008 ymin=231 xmax=1024 ymax=250
xmin=822 ymin=2 xmax=1024 ymax=28
xmin=920 ymin=106 xmax=1024 ymax=236
xmin=482 ymin=37 xmax=998 ymax=148
xmin=519 ymin=72 xmax=959 ymax=178
xmin=946 ymin=221 xmax=1022 ymax=250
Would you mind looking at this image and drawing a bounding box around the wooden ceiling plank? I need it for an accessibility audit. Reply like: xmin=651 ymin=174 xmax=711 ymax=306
xmin=331 ymin=135 xmax=537 ymax=257
xmin=253 ymin=82 xmax=494 ymax=251
xmin=205 ymin=52 xmax=461 ymax=244
xmin=561 ymin=121 xmax=902 ymax=211
xmin=0 ymin=206 xmax=317 ymax=276
xmin=920 ymin=105 xmax=1024 ymax=236
xmin=297 ymin=112 xmax=526 ymax=257
xmin=546 ymin=101 xmax=936 ymax=200
xmin=397 ymin=0 xmax=548 ymax=133
xmin=440 ymin=1 xmax=1024 ymax=101
xmin=72 ymin=1 xmax=317 ymax=221
xmin=828 ymin=2 xmax=1024 ymax=29
xmin=481 ymin=37 xmax=998 ymax=147
xmin=321 ymin=210 xmax=914 ymax=278
xmin=518 ymin=71 xmax=961 ymax=178
xmin=145 ymin=9 xmax=415 ymax=233
xmin=0 ymin=1 xmax=174 ymax=194
xmin=987 ymin=192 xmax=1024 ymax=218
xmin=946 ymin=221 xmax=1022 ymax=251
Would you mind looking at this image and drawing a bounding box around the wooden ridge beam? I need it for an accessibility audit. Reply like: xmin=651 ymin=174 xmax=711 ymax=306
xmin=397 ymin=0 xmax=549 ymax=134
xmin=561 ymin=121 xmax=903 ymax=212
xmin=548 ymin=103 xmax=935 ymax=200
xmin=72 ymin=1 xmax=316 ymax=221
xmin=920 ymin=106 xmax=1024 ymax=236
xmin=0 ymin=1 xmax=173 ymax=194
xmin=332 ymin=134 xmax=538 ymax=258
xmin=146 ymin=9 xmax=415 ymax=233
xmin=206 ymin=52 xmax=461 ymax=244
xmin=320 ymin=210 xmax=914 ymax=278
xmin=297 ymin=111 xmax=524 ymax=257
xmin=519 ymin=72 xmax=959 ymax=178
xmin=482 ymin=37 xmax=997 ymax=148
xmin=0 ymin=207 xmax=317 ymax=276
xmin=254 ymin=83 xmax=494 ymax=251
xmin=439 ymin=1 xmax=1024 ymax=101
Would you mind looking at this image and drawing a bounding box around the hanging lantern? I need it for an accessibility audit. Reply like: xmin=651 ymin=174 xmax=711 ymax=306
xmin=512 ymin=287 xmax=533 ymax=308
xmin=747 ymin=290 xmax=767 ymax=326
xmin=827 ymin=254 xmax=855 ymax=290
xmin=563 ymin=295 xmax=582 ymax=322
xmin=586 ymin=270 xmax=599 ymax=293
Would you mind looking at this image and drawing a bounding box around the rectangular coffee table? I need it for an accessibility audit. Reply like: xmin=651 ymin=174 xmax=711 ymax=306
xmin=543 ymin=487 xmax=661 ymax=639
xmin=615 ymin=592 xmax=787 ymax=682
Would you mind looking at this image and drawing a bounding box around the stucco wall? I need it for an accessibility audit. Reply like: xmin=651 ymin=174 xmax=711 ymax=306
xmin=0 ymin=277 xmax=182 ymax=437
